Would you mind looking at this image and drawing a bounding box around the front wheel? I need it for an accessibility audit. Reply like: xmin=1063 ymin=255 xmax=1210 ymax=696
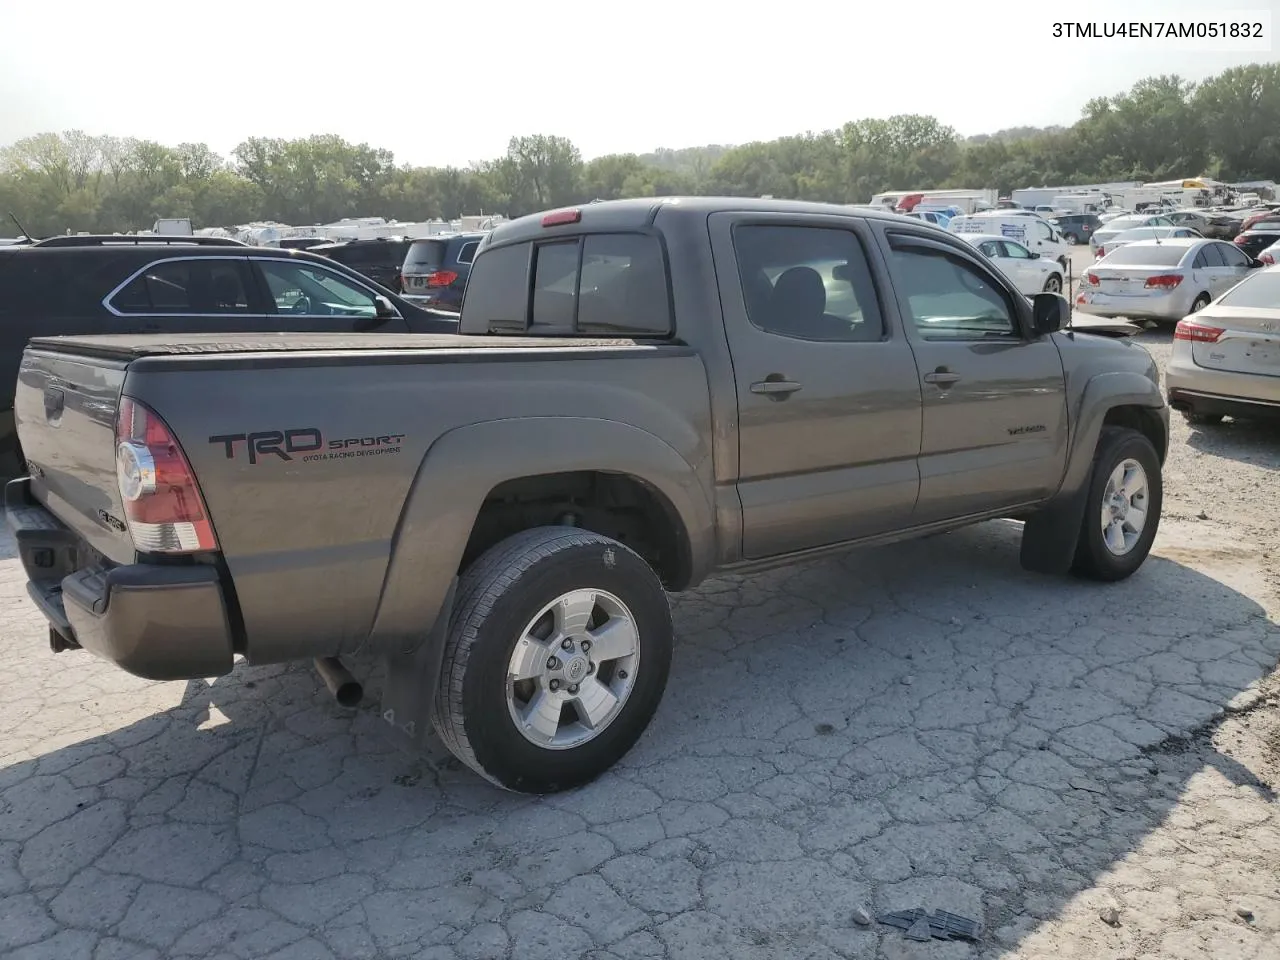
xmin=1070 ymin=427 xmax=1162 ymax=582
xmin=1043 ymin=274 xmax=1063 ymax=294
xmin=431 ymin=526 xmax=674 ymax=793
xmin=1064 ymin=232 xmax=1079 ymax=245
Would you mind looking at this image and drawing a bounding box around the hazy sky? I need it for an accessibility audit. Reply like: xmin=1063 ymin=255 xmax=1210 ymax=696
xmin=1 ymin=0 xmax=1276 ymax=167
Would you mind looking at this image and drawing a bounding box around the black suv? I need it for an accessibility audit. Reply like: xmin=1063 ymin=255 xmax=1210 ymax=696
xmin=309 ymin=237 xmax=413 ymax=291
xmin=1048 ymin=214 xmax=1103 ymax=246
xmin=0 ymin=235 xmax=457 ymax=475
xmin=400 ymin=233 xmax=487 ymax=312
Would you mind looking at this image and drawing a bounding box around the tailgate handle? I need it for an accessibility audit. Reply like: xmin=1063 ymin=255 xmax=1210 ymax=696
xmin=43 ymin=386 xmax=65 ymax=423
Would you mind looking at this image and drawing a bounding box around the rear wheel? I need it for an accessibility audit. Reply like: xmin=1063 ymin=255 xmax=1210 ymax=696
xmin=1043 ymin=274 xmax=1063 ymax=294
xmin=1064 ymin=232 xmax=1079 ymax=245
xmin=1190 ymin=293 xmax=1211 ymax=313
xmin=432 ymin=526 xmax=674 ymax=793
xmin=1070 ymin=427 xmax=1162 ymax=582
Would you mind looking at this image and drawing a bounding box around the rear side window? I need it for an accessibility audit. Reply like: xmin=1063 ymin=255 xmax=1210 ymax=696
xmin=464 ymin=232 xmax=672 ymax=336
xmin=456 ymin=241 xmax=480 ymax=265
xmin=110 ymin=259 xmax=254 ymax=314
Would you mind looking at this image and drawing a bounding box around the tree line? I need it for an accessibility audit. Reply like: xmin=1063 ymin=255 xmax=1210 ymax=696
xmin=2 ymin=63 xmax=1278 ymax=237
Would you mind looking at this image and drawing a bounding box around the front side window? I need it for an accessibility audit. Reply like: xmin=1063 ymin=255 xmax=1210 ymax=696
xmin=257 ymin=260 xmax=377 ymax=317
xmin=888 ymin=241 xmax=1017 ymax=341
xmin=1001 ymin=240 xmax=1032 ymax=259
xmin=732 ymin=224 xmax=884 ymax=342
xmin=111 ymin=259 xmax=253 ymax=314
xmin=1218 ymin=243 xmax=1251 ymax=267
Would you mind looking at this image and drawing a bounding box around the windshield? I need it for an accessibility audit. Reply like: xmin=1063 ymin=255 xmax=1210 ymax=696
xmin=1099 ymin=244 xmax=1188 ymax=266
xmin=1216 ymin=270 xmax=1280 ymax=309
xmin=403 ymin=239 xmax=447 ymax=270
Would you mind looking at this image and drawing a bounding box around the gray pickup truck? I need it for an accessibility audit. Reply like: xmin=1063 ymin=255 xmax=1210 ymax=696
xmin=8 ymin=197 xmax=1169 ymax=793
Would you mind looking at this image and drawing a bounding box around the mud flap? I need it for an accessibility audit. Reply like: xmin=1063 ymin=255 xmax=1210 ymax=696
xmin=378 ymin=576 xmax=457 ymax=752
xmin=1019 ymin=486 xmax=1088 ymax=575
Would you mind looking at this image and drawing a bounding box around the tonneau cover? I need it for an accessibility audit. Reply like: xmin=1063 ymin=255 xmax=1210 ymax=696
xmin=26 ymin=332 xmax=657 ymax=360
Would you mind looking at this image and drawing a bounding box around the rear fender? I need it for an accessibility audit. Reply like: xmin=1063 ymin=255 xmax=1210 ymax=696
xmin=364 ymin=416 xmax=715 ymax=658
xmin=1021 ymin=371 xmax=1165 ymax=574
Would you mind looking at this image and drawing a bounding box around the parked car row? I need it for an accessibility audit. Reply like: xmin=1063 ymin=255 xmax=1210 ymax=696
xmin=303 ymin=232 xmax=487 ymax=312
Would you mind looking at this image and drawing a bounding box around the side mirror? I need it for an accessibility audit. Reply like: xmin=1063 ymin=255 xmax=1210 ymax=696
xmin=1029 ymin=251 xmax=1041 ymax=259
xmin=374 ymin=295 xmax=399 ymax=318
xmin=1250 ymin=257 xmax=1264 ymax=268
xmin=1030 ymin=292 xmax=1070 ymax=336
xmin=831 ymin=263 xmax=853 ymax=282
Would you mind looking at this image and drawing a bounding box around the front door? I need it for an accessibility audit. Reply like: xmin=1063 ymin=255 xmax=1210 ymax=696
xmin=709 ymin=213 xmax=922 ymax=560
xmin=876 ymin=229 xmax=1069 ymax=524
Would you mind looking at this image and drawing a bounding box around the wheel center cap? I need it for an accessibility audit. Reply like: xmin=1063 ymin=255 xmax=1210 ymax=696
xmin=564 ymin=657 xmax=589 ymax=683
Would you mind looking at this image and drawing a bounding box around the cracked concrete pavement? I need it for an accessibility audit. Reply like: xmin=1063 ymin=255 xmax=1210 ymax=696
xmin=2 ymin=323 xmax=1279 ymax=959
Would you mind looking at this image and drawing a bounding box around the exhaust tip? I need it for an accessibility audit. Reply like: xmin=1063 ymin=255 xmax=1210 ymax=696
xmin=314 ymin=657 xmax=363 ymax=708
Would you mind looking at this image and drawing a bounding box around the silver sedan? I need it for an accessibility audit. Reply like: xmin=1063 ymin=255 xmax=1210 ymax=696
xmin=1075 ymin=238 xmax=1261 ymax=324
xmin=1166 ymin=264 xmax=1280 ymax=424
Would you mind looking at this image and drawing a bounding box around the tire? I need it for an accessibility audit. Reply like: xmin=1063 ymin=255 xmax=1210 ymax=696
xmin=1070 ymin=427 xmax=1163 ymax=582
xmin=1190 ymin=293 xmax=1211 ymax=313
xmin=1064 ymin=233 xmax=1079 ymax=245
xmin=431 ymin=526 xmax=674 ymax=793
xmin=1043 ymin=274 xmax=1063 ymax=294
xmin=1182 ymin=410 xmax=1224 ymax=426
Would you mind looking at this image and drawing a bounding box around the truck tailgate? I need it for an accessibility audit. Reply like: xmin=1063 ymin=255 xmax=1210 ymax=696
xmin=14 ymin=347 xmax=135 ymax=564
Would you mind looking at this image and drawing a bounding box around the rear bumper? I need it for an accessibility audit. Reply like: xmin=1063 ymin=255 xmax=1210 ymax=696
xmin=1168 ymin=388 xmax=1280 ymax=421
xmin=6 ymin=478 xmax=235 ymax=680
xmin=1074 ymin=288 xmax=1193 ymax=321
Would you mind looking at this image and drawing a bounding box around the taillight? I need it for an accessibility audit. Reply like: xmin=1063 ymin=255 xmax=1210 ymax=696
xmin=1144 ymin=274 xmax=1184 ymax=290
xmin=426 ymin=270 xmax=458 ymax=287
xmin=1096 ymin=246 xmax=1105 ymax=257
xmin=115 ymin=397 xmax=218 ymax=553
xmin=1174 ymin=319 xmax=1225 ymax=342
xmin=1084 ymin=271 xmax=1100 ymax=285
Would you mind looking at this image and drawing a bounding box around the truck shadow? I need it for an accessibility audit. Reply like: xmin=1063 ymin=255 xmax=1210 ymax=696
xmin=1 ymin=521 xmax=1276 ymax=957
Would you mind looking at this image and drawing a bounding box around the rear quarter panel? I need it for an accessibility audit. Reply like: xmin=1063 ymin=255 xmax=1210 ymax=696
xmin=125 ymin=346 xmax=714 ymax=664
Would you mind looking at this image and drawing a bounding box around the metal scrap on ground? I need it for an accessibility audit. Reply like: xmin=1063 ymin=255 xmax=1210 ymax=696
xmin=878 ymin=908 xmax=984 ymax=943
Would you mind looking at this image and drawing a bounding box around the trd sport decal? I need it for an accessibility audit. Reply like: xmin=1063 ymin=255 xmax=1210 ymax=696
xmin=209 ymin=429 xmax=405 ymax=464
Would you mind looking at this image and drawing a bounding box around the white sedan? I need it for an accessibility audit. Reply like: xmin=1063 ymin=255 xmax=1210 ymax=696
xmin=961 ymin=233 xmax=1065 ymax=295
xmin=1166 ymin=264 xmax=1280 ymax=424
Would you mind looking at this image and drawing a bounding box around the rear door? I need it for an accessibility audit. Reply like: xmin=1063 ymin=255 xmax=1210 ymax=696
xmin=708 ymin=212 xmax=922 ymax=559
xmin=103 ymin=256 xmax=270 ymax=334
xmin=876 ymin=228 xmax=1068 ymax=523
xmin=249 ymin=257 xmax=411 ymax=332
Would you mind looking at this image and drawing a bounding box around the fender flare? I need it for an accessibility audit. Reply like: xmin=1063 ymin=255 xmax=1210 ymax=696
xmin=363 ymin=416 xmax=715 ymax=658
xmin=1021 ymin=371 xmax=1165 ymax=575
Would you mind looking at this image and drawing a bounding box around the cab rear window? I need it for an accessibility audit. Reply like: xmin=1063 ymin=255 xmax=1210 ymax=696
xmin=461 ymin=232 xmax=672 ymax=337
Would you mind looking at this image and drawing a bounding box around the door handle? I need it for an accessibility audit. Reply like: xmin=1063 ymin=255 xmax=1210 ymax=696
xmin=750 ymin=378 xmax=802 ymax=398
xmin=923 ymin=369 xmax=961 ymax=386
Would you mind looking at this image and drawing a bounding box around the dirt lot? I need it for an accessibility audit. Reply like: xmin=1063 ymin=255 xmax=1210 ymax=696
xmin=1 ymin=254 xmax=1277 ymax=959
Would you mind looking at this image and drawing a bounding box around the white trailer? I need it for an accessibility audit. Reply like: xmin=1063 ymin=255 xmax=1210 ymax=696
xmin=868 ymin=189 xmax=997 ymax=214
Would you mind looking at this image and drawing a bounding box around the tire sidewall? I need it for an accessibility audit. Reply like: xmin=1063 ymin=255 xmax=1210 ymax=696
xmin=1191 ymin=293 xmax=1211 ymax=312
xmin=1078 ymin=431 xmax=1162 ymax=580
xmin=458 ymin=543 xmax=673 ymax=792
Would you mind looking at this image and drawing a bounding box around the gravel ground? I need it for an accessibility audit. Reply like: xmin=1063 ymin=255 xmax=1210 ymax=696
xmin=0 ymin=268 xmax=1277 ymax=959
